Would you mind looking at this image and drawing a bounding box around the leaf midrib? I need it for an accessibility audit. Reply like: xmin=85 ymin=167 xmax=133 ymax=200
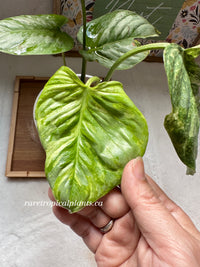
xmin=73 ymin=86 xmax=89 ymax=185
xmin=84 ymin=21 xmax=158 ymax=54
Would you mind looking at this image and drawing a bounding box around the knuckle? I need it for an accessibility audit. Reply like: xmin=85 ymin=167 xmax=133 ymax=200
xmin=137 ymin=186 xmax=159 ymax=207
xmin=70 ymin=220 xmax=90 ymax=239
xmin=87 ymin=208 xmax=99 ymax=221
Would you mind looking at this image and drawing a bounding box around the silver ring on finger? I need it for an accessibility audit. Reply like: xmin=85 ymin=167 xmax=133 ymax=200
xmin=100 ymin=219 xmax=114 ymax=234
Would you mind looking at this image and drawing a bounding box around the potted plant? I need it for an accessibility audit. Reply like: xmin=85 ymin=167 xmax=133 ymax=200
xmin=0 ymin=1 xmax=199 ymax=213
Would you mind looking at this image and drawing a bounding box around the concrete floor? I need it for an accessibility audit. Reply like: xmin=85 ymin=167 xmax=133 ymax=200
xmin=0 ymin=1 xmax=200 ymax=266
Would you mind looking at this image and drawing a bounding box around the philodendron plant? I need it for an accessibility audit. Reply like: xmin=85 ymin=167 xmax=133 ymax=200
xmin=0 ymin=2 xmax=200 ymax=212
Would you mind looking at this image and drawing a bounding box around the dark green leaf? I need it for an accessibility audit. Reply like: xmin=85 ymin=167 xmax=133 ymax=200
xmin=77 ymin=9 xmax=159 ymax=70
xmin=184 ymin=55 xmax=200 ymax=117
xmin=163 ymin=44 xmax=200 ymax=175
xmin=185 ymin=45 xmax=200 ymax=114
xmin=80 ymin=39 xmax=149 ymax=70
xmin=0 ymin=15 xmax=74 ymax=55
xmin=35 ymin=66 xmax=148 ymax=212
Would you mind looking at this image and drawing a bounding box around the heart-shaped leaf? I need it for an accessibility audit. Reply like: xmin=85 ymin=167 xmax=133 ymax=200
xmin=35 ymin=66 xmax=148 ymax=212
xmin=77 ymin=9 xmax=159 ymax=70
xmin=163 ymin=44 xmax=200 ymax=175
xmin=0 ymin=15 xmax=74 ymax=55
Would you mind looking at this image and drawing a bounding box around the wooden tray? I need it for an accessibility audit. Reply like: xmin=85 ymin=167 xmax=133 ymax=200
xmin=6 ymin=76 xmax=49 ymax=178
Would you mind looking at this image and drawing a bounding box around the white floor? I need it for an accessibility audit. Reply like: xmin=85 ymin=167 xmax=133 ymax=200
xmin=0 ymin=53 xmax=200 ymax=267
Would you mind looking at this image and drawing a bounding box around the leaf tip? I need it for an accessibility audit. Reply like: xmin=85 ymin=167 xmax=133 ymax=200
xmin=186 ymin=167 xmax=196 ymax=176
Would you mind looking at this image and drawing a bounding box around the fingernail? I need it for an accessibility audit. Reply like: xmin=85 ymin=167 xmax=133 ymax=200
xmin=132 ymin=157 xmax=146 ymax=181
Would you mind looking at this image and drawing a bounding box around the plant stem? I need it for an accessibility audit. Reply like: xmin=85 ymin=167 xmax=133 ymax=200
xmin=86 ymin=76 xmax=101 ymax=87
xmin=104 ymin=42 xmax=170 ymax=81
xmin=80 ymin=0 xmax=87 ymax=83
xmin=81 ymin=57 xmax=87 ymax=82
xmin=62 ymin=52 xmax=66 ymax=66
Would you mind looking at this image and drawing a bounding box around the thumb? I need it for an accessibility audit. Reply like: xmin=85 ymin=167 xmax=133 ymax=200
xmin=121 ymin=157 xmax=186 ymax=250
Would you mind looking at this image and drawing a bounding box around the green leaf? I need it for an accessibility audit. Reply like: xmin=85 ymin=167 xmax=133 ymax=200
xmin=80 ymin=39 xmax=149 ymax=70
xmin=185 ymin=44 xmax=200 ymax=59
xmin=185 ymin=45 xmax=200 ymax=115
xmin=35 ymin=66 xmax=148 ymax=212
xmin=0 ymin=15 xmax=74 ymax=55
xmin=77 ymin=9 xmax=159 ymax=70
xmin=163 ymin=43 xmax=200 ymax=175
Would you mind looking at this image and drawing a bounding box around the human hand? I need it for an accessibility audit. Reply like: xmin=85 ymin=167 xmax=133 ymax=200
xmin=48 ymin=157 xmax=200 ymax=267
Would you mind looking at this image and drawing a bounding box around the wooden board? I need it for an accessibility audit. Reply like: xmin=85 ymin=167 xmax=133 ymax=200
xmin=6 ymin=76 xmax=49 ymax=178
